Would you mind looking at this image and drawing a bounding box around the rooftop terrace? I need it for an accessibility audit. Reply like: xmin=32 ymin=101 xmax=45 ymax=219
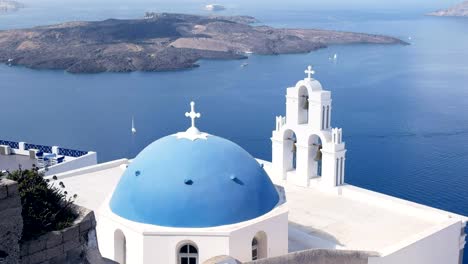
xmin=50 ymin=158 xmax=467 ymax=255
xmin=0 ymin=139 xmax=97 ymax=175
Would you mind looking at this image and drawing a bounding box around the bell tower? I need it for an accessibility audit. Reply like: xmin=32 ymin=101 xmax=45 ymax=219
xmin=271 ymin=65 xmax=346 ymax=189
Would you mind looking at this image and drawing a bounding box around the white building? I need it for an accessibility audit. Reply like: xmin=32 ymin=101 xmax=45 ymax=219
xmin=48 ymin=66 xmax=467 ymax=264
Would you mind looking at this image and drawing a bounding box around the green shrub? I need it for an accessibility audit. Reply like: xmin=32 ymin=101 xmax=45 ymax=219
xmin=5 ymin=166 xmax=77 ymax=241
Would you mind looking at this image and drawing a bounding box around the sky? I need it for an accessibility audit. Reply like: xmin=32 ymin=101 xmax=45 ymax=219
xmin=17 ymin=0 xmax=462 ymax=11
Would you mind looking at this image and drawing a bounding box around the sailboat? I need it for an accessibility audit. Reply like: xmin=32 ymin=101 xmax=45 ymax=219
xmin=131 ymin=117 xmax=137 ymax=135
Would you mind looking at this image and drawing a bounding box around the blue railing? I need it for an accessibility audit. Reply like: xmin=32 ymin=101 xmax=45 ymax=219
xmin=58 ymin=148 xmax=88 ymax=158
xmin=0 ymin=139 xmax=88 ymax=158
xmin=24 ymin=143 xmax=53 ymax=153
xmin=0 ymin=140 xmax=19 ymax=149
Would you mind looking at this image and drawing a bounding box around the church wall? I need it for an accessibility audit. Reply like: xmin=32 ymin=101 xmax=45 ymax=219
xmin=96 ymin=214 xmax=144 ymax=264
xmin=368 ymin=220 xmax=462 ymax=264
xmin=142 ymin=234 xmax=229 ymax=264
xmin=229 ymin=210 xmax=288 ymax=262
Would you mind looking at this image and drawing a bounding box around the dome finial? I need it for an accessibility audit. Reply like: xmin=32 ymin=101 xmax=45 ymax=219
xmin=304 ymin=65 xmax=315 ymax=80
xmin=176 ymin=101 xmax=209 ymax=141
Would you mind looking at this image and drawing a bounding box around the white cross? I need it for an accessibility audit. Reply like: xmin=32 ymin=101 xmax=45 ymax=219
xmin=185 ymin=101 xmax=201 ymax=128
xmin=304 ymin=65 xmax=315 ymax=80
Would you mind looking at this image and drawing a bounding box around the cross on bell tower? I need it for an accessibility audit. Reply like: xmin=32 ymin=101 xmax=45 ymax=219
xmin=304 ymin=65 xmax=315 ymax=80
xmin=185 ymin=101 xmax=200 ymax=129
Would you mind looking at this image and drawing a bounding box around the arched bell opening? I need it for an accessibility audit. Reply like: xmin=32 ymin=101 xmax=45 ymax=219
xmin=252 ymin=231 xmax=268 ymax=260
xmin=114 ymin=229 xmax=126 ymax=264
xmin=298 ymin=86 xmax=309 ymax=125
xmin=308 ymin=134 xmax=323 ymax=178
xmin=283 ymin=129 xmax=297 ymax=172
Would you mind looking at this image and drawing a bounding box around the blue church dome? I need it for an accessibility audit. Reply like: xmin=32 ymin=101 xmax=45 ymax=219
xmin=109 ymin=134 xmax=280 ymax=228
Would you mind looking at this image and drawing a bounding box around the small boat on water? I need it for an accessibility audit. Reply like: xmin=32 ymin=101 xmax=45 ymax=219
xmin=131 ymin=116 xmax=137 ymax=135
xmin=7 ymin=58 xmax=13 ymax=66
xmin=333 ymin=53 xmax=338 ymax=60
xmin=241 ymin=62 xmax=248 ymax=68
xmin=205 ymin=4 xmax=225 ymax=11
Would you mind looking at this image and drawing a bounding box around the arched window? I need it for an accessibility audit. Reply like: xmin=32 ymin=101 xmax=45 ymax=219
xmin=178 ymin=243 xmax=198 ymax=264
xmin=114 ymin=229 xmax=126 ymax=264
xmin=252 ymin=237 xmax=259 ymax=260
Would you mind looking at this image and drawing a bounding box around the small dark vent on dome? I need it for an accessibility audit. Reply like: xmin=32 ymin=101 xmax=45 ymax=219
xmin=184 ymin=179 xmax=193 ymax=185
xmin=230 ymin=175 xmax=244 ymax=185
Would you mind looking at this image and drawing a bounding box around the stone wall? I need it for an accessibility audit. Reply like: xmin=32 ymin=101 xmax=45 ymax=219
xmin=19 ymin=207 xmax=97 ymax=264
xmin=0 ymin=178 xmax=23 ymax=264
xmin=244 ymin=249 xmax=377 ymax=264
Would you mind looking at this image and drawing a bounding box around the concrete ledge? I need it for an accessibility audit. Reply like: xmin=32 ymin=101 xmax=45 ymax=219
xmin=46 ymin=159 xmax=128 ymax=180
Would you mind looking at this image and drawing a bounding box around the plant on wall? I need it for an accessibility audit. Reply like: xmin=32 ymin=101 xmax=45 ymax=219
xmin=5 ymin=165 xmax=78 ymax=240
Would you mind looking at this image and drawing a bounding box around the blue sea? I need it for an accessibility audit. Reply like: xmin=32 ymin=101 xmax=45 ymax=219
xmin=1 ymin=0 xmax=467 ymax=259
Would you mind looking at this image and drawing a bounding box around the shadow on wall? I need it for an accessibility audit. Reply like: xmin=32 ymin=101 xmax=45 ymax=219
xmin=288 ymin=221 xmax=344 ymax=249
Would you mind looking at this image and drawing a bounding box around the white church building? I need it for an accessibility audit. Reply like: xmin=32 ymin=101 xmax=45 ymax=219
xmin=48 ymin=66 xmax=467 ymax=264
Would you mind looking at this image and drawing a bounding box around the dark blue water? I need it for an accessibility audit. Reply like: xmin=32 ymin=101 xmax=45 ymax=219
xmin=1 ymin=0 xmax=467 ymax=259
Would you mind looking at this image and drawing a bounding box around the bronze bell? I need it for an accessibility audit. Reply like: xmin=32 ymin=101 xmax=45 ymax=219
xmin=288 ymin=137 xmax=297 ymax=153
xmin=301 ymin=95 xmax=309 ymax=110
xmin=314 ymin=144 xmax=322 ymax=161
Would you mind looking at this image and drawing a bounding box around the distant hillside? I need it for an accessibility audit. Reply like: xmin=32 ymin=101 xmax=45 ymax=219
xmin=428 ymin=1 xmax=468 ymax=17
xmin=0 ymin=0 xmax=23 ymax=13
xmin=0 ymin=13 xmax=407 ymax=73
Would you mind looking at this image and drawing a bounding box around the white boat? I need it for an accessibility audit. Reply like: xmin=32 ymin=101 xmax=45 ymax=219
xmin=205 ymin=4 xmax=225 ymax=11
xmin=131 ymin=117 xmax=137 ymax=134
xmin=241 ymin=62 xmax=248 ymax=68
xmin=244 ymin=50 xmax=253 ymax=55
xmin=333 ymin=53 xmax=338 ymax=60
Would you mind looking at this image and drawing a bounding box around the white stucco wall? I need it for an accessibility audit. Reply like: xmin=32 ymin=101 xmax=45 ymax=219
xmin=43 ymin=152 xmax=97 ymax=176
xmin=96 ymin=195 xmax=288 ymax=264
xmin=97 ymin=211 xmax=288 ymax=264
xmin=368 ymin=220 xmax=463 ymax=264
